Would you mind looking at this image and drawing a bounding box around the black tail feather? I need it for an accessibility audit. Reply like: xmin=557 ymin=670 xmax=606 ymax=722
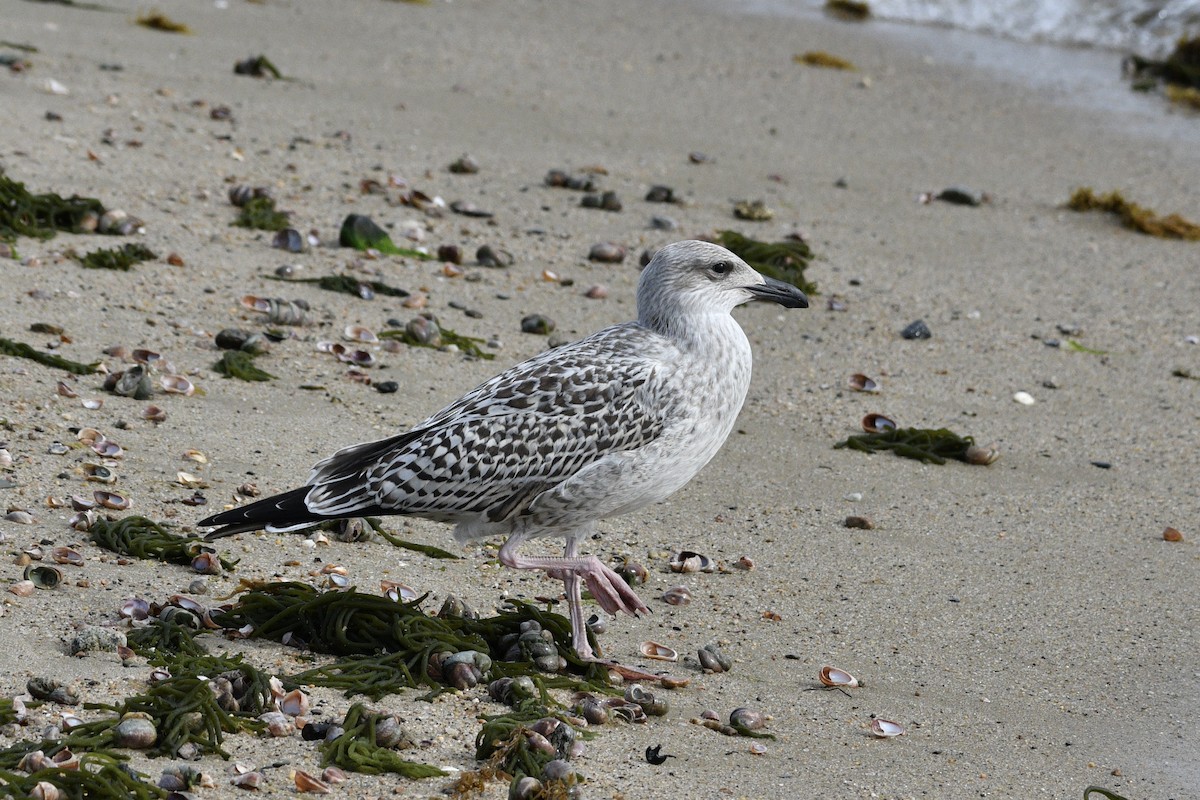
xmin=199 ymin=487 xmax=321 ymax=540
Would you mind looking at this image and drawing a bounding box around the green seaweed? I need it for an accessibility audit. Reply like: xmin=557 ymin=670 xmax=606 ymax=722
xmin=0 ymin=698 xmax=19 ymax=726
xmin=234 ymin=55 xmax=283 ymax=79
xmin=834 ymin=427 xmax=984 ymax=465
xmin=1067 ymin=187 xmax=1200 ymax=241
xmin=126 ymin=618 xmax=209 ymax=661
xmin=794 ymin=50 xmax=857 ymax=70
xmin=1084 ymin=788 xmax=1131 ymax=800
xmin=76 ymin=242 xmax=157 ymax=270
xmin=268 ymin=272 xmax=412 ymax=298
xmin=0 ymin=335 xmax=101 ymax=374
xmin=1172 ymin=368 xmax=1199 ymax=380
xmin=89 ymin=515 xmax=238 ymax=571
xmin=369 ymin=523 xmax=463 ymax=559
xmin=0 ymin=752 xmax=164 ymax=800
xmin=213 ymin=350 xmax=274 ymax=381
xmin=233 ymin=195 xmax=290 ymax=231
xmin=319 ymin=702 xmax=446 ymax=778
xmin=378 ymin=325 xmax=494 ymax=361
xmin=714 ymin=230 xmax=818 ymax=295
xmin=0 ymin=168 xmax=106 ymax=242
xmin=1125 ymin=36 xmax=1200 ymax=90
xmin=1063 ymin=338 xmax=1108 ymax=355
xmin=338 ymin=213 xmax=430 ymax=258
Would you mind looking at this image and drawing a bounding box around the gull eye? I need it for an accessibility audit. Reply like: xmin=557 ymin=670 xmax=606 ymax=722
xmin=710 ymin=261 xmax=732 ymax=276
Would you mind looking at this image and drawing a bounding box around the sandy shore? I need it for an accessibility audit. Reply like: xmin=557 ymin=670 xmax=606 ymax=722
xmin=2 ymin=1 xmax=1198 ymax=798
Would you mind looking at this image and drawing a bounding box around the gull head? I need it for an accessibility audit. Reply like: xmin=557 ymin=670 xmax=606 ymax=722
xmin=637 ymin=240 xmax=808 ymax=331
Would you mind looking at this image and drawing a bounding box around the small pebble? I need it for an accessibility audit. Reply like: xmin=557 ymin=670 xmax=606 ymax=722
xmin=900 ymin=319 xmax=932 ymax=340
xmin=1012 ymin=391 xmax=1035 ymax=406
xmin=588 ymin=242 xmax=626 ymax=263
xmin=844 ymin=515 xmax=875 ymax=530
xmin=585 ymin=284 xmax=608 ymax=300
xmin=521 ymin=314 xmax=556 ymax=335
xmin=375 ymin=381 xmax=400 ymax=394
xmin=645 ymin=185 xmax=676 ymax=203
xmin=1162 ymin=526 xmax=1184 ymax=542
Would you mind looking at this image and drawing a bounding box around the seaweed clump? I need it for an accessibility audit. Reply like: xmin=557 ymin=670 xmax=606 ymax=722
xmin=319 ymin=703 xmax=446 ymax=778
xmin=0 ymin=752 xmax=165 ymax=800
xmin=0 ymin=335 xmax=101 ymax=374
xmin=233 ymin=196 xmax=290 ymax=231
xmin=213 ymin=350 xmax=274 ymax=382
xmin=378 ymin=322 xmax=495 ymax=361
xmin=0 ymin=168 xmax=105 ymax=242
xmin=339 ymin=213 xmax=431 ymax=258
xmin=89 ymin=515 xmax=238 ymax=572
xmin=1067 ymin=187 xmax=1200 ymax=241
xmin=135 ymin=12 xmax=190 ymax=33
xmin=835 ymin=427 xmax=997 ymax=465
xmin=714 ymin=230 xmax=817 ymax=295
xmin=825 ymin=0 xmax=870 ymax=20
xmin=76 ymin=242 xmax=157 ymax=270
xmin=1124 ymin=35 xmax=1200 ymax=108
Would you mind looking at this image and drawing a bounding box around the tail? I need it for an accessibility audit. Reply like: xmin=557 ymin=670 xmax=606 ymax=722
xmin=199 ymin=487 xmax=324 ymax=540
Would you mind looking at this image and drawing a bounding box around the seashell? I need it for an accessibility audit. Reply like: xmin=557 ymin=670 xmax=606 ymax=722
xmin=6 ymin=509 xmax=34 ymax=524
xmin=1013 ymin=390 xmax=1035 ymax=406
xmin=616 ymin=559 xmax=648 ymax=585
xmin=25 ymin=564 xmax=64 ymax=589
xmin=227 ymin=185 xmax=271 ymax=207
xmin=584 ymin=284 xmax=609 ymax=300
xmin=869 ymin=718 xmax=905 ymax=738
xmin=818 ymin=665 xmax=861 ymax=689
xmin=272 ymin=228 xmax=306 ymax=253
xmin=113 ymin=712 xmax=157 ymax=749
xmin=381 ymin=579 xmax=419 ymax=603
xmin=47 ymin=442 xmax=70 ymax=456
xmin=662 ymin=585 xmax=691 ymax=606
xmin=730 ymin=707 xmax=767 ymax=731
xmin=160 ymin=374 xmax=195 ymax=396
xmin=749 ymin=742 xmax=768 ymax=755
xmin=69 ymin=510 xmax=97 ymax=531
xmin=639 ymin=641 xmax=678 ymax=662
xmin=82 ymin=463 xmax=116 ymax=484
xmin=191 ymin=551 xmax=222 ymax=575
xmin=121 ymin=597 xmax=151 ymax=620
xmin=293 ymin=769 xmax=330 ymax=794
xmin=848 ymin=373 xmax=879 ymax=393
xmin=230 ymin=771 xmax=264 ymax=790
xmin=669 ymin=550 xmax=714 ymax=574
xmin=142 ymin=405 xmax=167 ymax=423
xmin=81 ymin=398 xmax=103 ymax=410
xmin=52 ymin=546 xmax=85 ymax=566
xmin=177 ymin=471 xmax=207 ymax=488
xmin=373 ymin=715 xmax=412 ymax=750
xmin=437 ymin=594 xmax=477 ymax=620
xmin=326 ymin=573 xmax=349 ymax=589
xmin=964 ymin=443 xmax=1000 ymax=465
xmin=340 ymin=348 xmax=375 ymax=367
xmin=57 ymin=381 xmax=79 ymax=398
xmin=625 ymin=684 xmax=668 ymax=716
xmin=77 ymin=427 xmax=106 ymax=445
xmin=94 ymin=490 xmax=131 ymax=510
xmin=91 ymin=440 xmax=123 ymax=459
xmin=319 ymin=766 xmax=346 ymax=785
xmin=405 ymin=316 xmax=442 ymax=346
xmin=20 ymin=750 xmax=55 ymax=772
xmin=735 ymin=555 xmax=755 ymax=570
xmin=608 ymin=700 xmax=647 ymax=724
xmin=584 ymin=612 xmax=606 ymax=635
xmin=861 ymin=413 xmax=896 ymax=433
xmin=9 ymin=578 xmax=35 ymax=597
xmin=574 ymin=693 xmax=609 ymax=725
xmin=278 ymin=688 xmax=310 ymax=717
xmin=98 ymin=209 xmax=143 ymax=235
xmin=130 ymin=349 xmax=162 ymax=366
xmin=698 ymin=643 xmax=732 ymax=673
xmin=510 ymin=776 xmax=543 ymax=800
xmin=343 ymin=324 xmax=378 ymax=343
xmin=30 ymin=781 xmax=62 ymax=800
xmin=1163 ymin=526 xmax=1184 ymax=542
xmin=259 ymin=710 xmax=294 ymax=737
xmin=106 ymin=366 xmax=154 ymax=399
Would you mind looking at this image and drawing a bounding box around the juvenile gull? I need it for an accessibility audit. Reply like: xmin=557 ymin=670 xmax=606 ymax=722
xmin=200 ymin=240 xmax=807 ymax=670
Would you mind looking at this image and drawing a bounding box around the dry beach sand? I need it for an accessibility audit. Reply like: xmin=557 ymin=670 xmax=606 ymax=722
xmin=1 ymin=0 xmax=1198 ymax=798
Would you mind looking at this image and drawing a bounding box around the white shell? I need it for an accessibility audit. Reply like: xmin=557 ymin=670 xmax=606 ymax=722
xmin=848 ymin=373 xmax=880 ymax=393
xmin=1013 ymin=391 xmax=1035 ymax=406
xmin=278 ymin=688 xmax=310 ymax=717
xmin=161 ymin=375 xmax=195 ymax=395
xmin=639 ymin=640 xmax=678 ymax=662
xmin=818 ymin=665 xmax=860 ymax=688
xmin=343 ymin=324 xmax=378 ymax=343
xmin=869 ymin=718 xmax=905 ymax=738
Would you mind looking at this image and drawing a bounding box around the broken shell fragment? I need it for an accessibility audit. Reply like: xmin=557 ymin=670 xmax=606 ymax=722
xmin=964 ymin=444 xmax=1000 ymax=465
xmin=91 ymin=440 xmax=124 ymax=458
xmin=848 ymin=373 xmax=880 ymax=393
xmin=293 ymin=769 xmax=330 ymax=794
xmin=82 ymin=463 xmax=116 ymax=484
xmin=639 ymin=641 xmax=678 ymax=662
xmin=191 ymin=551 xmax=222 ymax=575
xmin=861 ymin=413 xmax=896 ymax=433
xmin=8 ymin=580 xmax=35 ymax=597
xmin=120 ymin=597 xmax=151 ymax=620
xmin=278 ymin=688 xmax=310 ymax=717
xmin=669 ymin=550 xmax=714 ymax=574
xmin=142 ymin=405 xmax=167 ymax=423
xmin=869 ymin=718 xmax=905 ymax=738
xmin=343 ymin=324 xmax=378 ymax=344
xmin=381 ymin=579 xmax=419 ymax=603
xmin=818 ymin=665 xmax=861 ymax=689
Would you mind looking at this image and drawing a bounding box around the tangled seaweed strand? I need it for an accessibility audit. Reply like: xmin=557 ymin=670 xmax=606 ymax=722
xmin=714 ymin=230 xmax=818 ymax=295
xmin=378 ymin=325 xmax=494 ymax=361
xmin=835 ymin=427 xmax=985 ymax=465
xmin=338 ymin=213 xmax=430 ymax=258
xmin=0 ymin=752 xmax=164 ymax=800
xmin=0 ymin=335 xmax=100 ymax=375
xmin=76 ymin=242 xmax=157 ymax=270
xmin=1066 ymin=188 xmax=1200 ymax=241
xmin=89 ymin=515 xmax=238 ymax=571
xmin=125 ymin=618 xmax=209 ymax=662
xmin=213 ymin=350 xmax=274 ymax=382
xmin=346 ymin=517 xmax=460 ymax=559
xmin=0 ymin=168 xmax=105 ymax=242
xmin=320 ymin=703 xmax=446 ymax=778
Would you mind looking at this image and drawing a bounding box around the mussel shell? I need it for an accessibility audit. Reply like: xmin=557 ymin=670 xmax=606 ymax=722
xmin=848 ymin=373 xmax=880 ymax=393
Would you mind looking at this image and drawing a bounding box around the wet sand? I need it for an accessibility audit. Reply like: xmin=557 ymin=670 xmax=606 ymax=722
xmin=2 ymin=1 xmax=1198 ymax=797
